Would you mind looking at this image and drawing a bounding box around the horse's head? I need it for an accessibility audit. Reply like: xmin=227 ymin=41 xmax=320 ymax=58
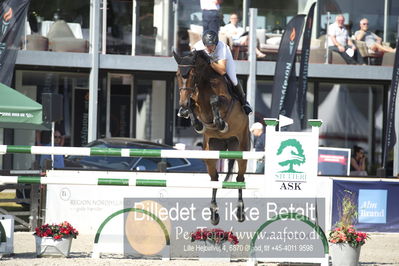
xmin=173 ymin=51 xmax=198 ymax=109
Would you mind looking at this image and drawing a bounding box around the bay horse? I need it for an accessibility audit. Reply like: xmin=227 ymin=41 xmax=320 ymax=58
xmin=173 ymin=50 xmax=250 ymax=225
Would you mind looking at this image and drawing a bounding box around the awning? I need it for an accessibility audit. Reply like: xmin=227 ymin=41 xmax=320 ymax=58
xmin=0 ymin=83 xmax=50 ymax=130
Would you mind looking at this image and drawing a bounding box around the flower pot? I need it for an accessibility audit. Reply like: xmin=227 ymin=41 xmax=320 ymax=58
xmin=329 ymin=243 xmax=361 ymax=266
xmin=35 ymin=236 xmax=72 ymax=257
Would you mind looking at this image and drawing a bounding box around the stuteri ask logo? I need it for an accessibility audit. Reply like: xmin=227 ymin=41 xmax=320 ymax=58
xmin=275 ymin=139 xmax=307 ymax=182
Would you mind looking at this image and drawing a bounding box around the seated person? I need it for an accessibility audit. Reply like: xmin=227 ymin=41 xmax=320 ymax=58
xmin=328 ymin=15 xmax=364 ymax=65
xmin=39 ymin=130 xmax=65 ymax=169
xmin=223 ymin=13 xmax=266 ymax=58
xmin=350 ymin=145 xmax=367 ymax=176
xmin=354 ymin=18 xmax=396 ymax=54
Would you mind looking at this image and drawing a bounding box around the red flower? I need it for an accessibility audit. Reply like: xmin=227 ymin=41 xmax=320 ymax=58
xmin=190 ymin=228 xmax=239 ymax=245
xmin=34 ymin=221 xmax=79 ymax=240
xmin=328 ymin=225 xmax=369 ymax=248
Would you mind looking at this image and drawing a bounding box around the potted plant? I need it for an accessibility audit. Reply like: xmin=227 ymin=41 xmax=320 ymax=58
xmin=191 ymin=227 xmax=239 ymax=245
xmin=328 ymin=191 xmax=370 ymax=266
xmin=34 ymin=221 xmax=79 ymax=257
xmin=191 ymin=227 xmax=239 ymax=261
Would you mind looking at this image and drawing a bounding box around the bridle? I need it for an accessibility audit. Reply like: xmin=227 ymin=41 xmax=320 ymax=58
xmin=177 ymin=64 xmax=197 ymax=94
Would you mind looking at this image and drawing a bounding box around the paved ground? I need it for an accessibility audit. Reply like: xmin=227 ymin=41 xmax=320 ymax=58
xmin=0 ymin=232 xmax=399 ymax=265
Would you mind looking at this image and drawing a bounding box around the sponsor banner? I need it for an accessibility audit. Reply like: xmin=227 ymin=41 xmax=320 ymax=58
xmin=332 ymin=180 xmax=399 ymax=232
xmin=270 ymin=14 xmax=305 ymax=118
xmin=318 ymin=147 xmax=350 ymax=176
xmin=265 ymin=130 xmax=318 ymax=195
xmin=0 ymin=0 xmax=30 ymax=86
xmin=358 ymin=189 xmax=387 ymax=224
xmin=383 ymin=34 xmax=399 ymax=167
xmin=73 ymin=89 xmax=89 ymax=146
xmin=298 ymin=2 xmax=316 ymax=128
xmin=123 ymin=197 xmax=326 ymax=259
xmin=45 ymin=173 xmax=263 ymax=234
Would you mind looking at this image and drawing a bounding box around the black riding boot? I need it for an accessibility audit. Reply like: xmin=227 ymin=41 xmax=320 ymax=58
xmin=233 ymin=82 xmax=253 ymax=115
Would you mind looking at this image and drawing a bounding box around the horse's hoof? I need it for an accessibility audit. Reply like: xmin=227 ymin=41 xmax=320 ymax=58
xmin=211 ymin=211 xmax=220 ymax=225
xmin=178 ymin=107 xmax=190 ymax=119
xmin=220 ymin=122 xmax=229 ymax=133
xmin=237 ymin=201 xmax=246 ymax=223
xmin=209 ymin=204 xmax=220 ymax=225
xmin=194 ymin=122 xmax=205 ymax=134
xmin=237 ymin=210 xmax=246 ymax=222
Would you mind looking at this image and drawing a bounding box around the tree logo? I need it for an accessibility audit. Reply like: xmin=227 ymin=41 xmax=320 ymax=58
xmin=276 ymin=139 xmax=306 ymax=173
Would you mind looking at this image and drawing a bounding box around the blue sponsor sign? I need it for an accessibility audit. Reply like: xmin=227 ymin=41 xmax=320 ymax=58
xmin=358 ymin=189 xmax=387 ymax=224
xmin=332 ymin=180 xmax=399 ymax=232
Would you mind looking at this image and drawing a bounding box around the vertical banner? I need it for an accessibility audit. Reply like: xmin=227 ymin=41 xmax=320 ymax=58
xmin=382 ymin=35 xmax=399 ymax=168
xmin=270 ymin=15 xmax=305 ymax=118
xmin=0 ymin=0 xmax=30 ymax=86
xmin=297 ymin=3 xmax=316 ymax=128
xmin=73 ymin=89 xmax=89 ymax=147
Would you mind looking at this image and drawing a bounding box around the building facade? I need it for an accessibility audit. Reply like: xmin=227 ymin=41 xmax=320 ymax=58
xmin=1 ymin=0 xmax=398 ymax=175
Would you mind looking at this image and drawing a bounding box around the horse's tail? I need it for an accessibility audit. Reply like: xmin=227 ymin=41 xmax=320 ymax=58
xmin=224 ymin=159 xmax=235 ymax=182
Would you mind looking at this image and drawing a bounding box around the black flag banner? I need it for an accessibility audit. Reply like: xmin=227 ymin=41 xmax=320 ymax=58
xmin=297 ymin=3 xmax=316 ymax=128
xmin=382 ymin=35 xmax=399 ymax=168
xmin=0 ymin=0 xmax=30 ymax=86
xmin=270 ymin=14 xmax=305 ymax=118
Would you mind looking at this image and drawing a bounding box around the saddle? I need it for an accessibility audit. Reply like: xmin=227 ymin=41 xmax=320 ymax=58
xmin=223 ymin=74 xmax=240 ymax=102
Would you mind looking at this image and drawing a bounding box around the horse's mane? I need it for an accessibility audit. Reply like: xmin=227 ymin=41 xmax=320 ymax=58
xmin=192 ymin=50 xmax=223 ymax=85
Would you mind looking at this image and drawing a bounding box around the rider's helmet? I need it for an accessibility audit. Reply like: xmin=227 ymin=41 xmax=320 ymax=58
xmin=202 ymin=30 xmax=219 ymax=46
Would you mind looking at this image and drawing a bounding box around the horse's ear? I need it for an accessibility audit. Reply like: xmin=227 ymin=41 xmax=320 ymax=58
xmin=173 ymin=50 xmax=182 ymax=64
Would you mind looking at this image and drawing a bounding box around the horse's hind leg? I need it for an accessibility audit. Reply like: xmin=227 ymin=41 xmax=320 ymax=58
xmin=211 ymin=188 xmax=220 ymax=225
xmin=210 ymin=95 xmax=228 ymax=133
xmin=237 ymin=189 xmax=245 ymax=222
xmin=228 ymin=136 xmax=248 ymax=223
xmin=204 ymin=158 xmax=220 ymax=225
xmin=205 ymin=138 xmax=228 ymax=225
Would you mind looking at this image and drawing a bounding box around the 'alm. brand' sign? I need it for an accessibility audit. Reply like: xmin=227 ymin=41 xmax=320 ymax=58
xmin=263 ymin=119 xmax=320 ymax=196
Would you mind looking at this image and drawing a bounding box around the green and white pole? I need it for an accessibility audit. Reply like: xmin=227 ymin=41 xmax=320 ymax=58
xmin=0 ymin=175 xmax=262 ymax=190
xmin=0 ymin=145 xmax=264 ymax=160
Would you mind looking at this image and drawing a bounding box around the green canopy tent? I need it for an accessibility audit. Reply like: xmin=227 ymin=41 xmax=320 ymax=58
xmin=0 ymin=83 xmax=50 ymax=130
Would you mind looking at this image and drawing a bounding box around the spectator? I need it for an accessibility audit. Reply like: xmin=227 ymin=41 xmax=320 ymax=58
xmin=40 ymin=130 xmax=65 ymax=169
xmin=350 ymin=145 xmax=367 ymax=176
xmin=328 ymin=15 xmax=364 ymax=65
xmin=250 ymin=122 xmax=265 ymax=173
xmin=354 ymin=18 xmax=396 ymax=54
xmin=200 ymin=0 xmax=222 ymax=34
xmin=223 ymin=13 xmax=266 ymax=59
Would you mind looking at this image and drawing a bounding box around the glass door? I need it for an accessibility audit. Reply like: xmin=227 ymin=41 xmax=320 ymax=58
xmin=106 ymin=73 xmax=134 ymax=138
xmin=133 ymin=76 xmax=173 ymax=145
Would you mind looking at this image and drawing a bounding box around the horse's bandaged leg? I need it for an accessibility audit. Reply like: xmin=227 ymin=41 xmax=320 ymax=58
xmin=210 ymin=95 xmax=228 ymax=131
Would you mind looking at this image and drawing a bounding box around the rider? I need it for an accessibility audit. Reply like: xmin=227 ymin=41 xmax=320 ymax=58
xmin=179 ymin=30 xmax=252 ymax=117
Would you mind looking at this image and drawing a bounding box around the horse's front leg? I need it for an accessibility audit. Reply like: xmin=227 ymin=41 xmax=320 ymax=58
xmin=180 ymin=98 xmax=204 ymax=133
xmin=188 ymin=111 xmax=204 ymax=134
xmin=205 ymin=158 xmax=220 ymax=225
xmin=210 ymin=95 xmax=228 ymax=133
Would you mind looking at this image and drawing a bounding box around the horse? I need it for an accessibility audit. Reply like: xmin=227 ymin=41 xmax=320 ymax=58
xmin=173 ymin=50 xmax=250 ymax=225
